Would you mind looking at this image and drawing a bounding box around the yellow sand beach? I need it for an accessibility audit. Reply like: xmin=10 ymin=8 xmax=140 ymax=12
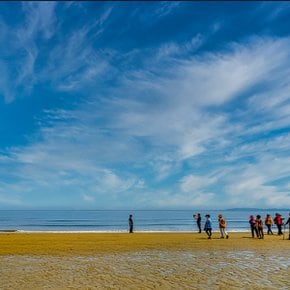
xmin=0 ymin=232 xmax=289 ymax=289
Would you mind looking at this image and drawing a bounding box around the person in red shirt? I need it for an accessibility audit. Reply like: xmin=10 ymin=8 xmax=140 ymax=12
xmin=274 ymin=213 xmax=284 ymax=235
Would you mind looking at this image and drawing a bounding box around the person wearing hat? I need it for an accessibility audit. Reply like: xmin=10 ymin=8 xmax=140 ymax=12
xmin=265 ymin=214 xmax=274 ymax=235
xmin=218 ymin=214 xmax=229 ymax=239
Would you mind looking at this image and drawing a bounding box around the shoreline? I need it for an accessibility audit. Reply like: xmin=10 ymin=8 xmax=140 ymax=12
xmin=1 ymin=228 xmax=287 ymax=233
xmin=1 ymin=229 xmax=255 ymax=233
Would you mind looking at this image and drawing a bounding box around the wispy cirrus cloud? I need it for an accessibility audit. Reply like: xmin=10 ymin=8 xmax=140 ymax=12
xmin=257 ymin=2 xmax=290 ymax=22
xmin=104 ymin=37 xmax=290 ymax=167
xmin=156 ymin=34 xmax=204 ymax=59
xmin=153 ymin=1 xmax=181 ymax=18
xmin=0 ymin=2 xmax=57 ymax=102
xmin=21 ymin=1 xmax=57 ymax=40
xmin=0 ymin=2 xmax=114 ymax=102
xmin=223 ymin=155 xmax=290 ymax=207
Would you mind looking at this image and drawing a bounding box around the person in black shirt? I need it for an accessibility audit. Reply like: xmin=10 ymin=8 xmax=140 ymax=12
xmin=193 ymin=213 xmax=202 ymax=233
xmin=128 ymin=214 xmax=134 ymax=233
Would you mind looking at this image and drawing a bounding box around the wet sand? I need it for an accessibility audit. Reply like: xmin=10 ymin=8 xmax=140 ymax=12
xmin=0 ymin=232 xmax=289 ymax=289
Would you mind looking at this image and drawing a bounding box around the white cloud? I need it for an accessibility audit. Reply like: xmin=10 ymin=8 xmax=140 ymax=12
xmin=2 ymin=34 xmax=290 ymax=208
xmin=21 ymin=2 xmax=57 ymax=40
xmin=82 ymin=193 xmax=95 ymax=203
xmin=0 ymin=2 xmax=57 ymax=102
xmin=153 ymin=2 xmax=181 ymax=18
xmin=152 ymin=159 xmax=179 ymax=181
xmin=140 ymin=189 xmax=215 ymax=209
xmin=97 ymin=170 xmax=136 ymax=193
xmin=0 ymin=2 xmax=114 ymax=102
xmin=180 ymin=175 xmax=217 ymax=193
xmin=43 ymin=25 xmax=112 ymax=92
xmin=157 ymin=34 xmax=204 ymax=59
xmin=222 ymin=154 xmax=290 ymax=208
xmin=106 ymin=37 xmax=290 ymax=164
xmin=226 ymin=133 xmax=290 ymax=163
xmin=258 ymin=2 xmax=290 ymax=22
xmin=165 ymin=37 xmax=289 ymax=107
xmin=98 ymin=5 xmax=114 ymax=26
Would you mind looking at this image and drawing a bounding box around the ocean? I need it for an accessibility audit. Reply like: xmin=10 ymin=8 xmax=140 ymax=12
xmin=0 ymin=209 xmax=289 ymax=233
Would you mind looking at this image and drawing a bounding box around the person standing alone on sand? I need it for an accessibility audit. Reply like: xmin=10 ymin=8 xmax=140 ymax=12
xmin=265 ymin=214 xmax=273 ymax=235
xmin=218 ymin=214 xmax=229 ymax=239
xmin=193 ymin=213 xmax=202 ymax=233
xmin=204 ymin=214 xmax=212 ymax=239
xmin=128 ymin=214 xmax=134 ymax=233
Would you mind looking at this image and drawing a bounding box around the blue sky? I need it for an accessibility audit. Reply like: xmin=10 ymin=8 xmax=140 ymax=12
xmin=1 ymin=2 xmax=290 ymax=210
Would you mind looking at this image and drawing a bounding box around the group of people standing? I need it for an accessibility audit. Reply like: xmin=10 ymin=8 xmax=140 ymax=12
xmin=249 ymin=213 xmax=290 ymax=239
xmin=193 ymin=213 xmax=229 ymax=239
xmin=129 ymin=212 xmax=290 ymax=239
xmin=193 ymin=212 xmax=290 ymax=240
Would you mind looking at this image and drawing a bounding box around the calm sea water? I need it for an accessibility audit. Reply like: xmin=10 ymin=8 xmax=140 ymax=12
xmin=0 ymin=209 xmax=289 ymax=233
